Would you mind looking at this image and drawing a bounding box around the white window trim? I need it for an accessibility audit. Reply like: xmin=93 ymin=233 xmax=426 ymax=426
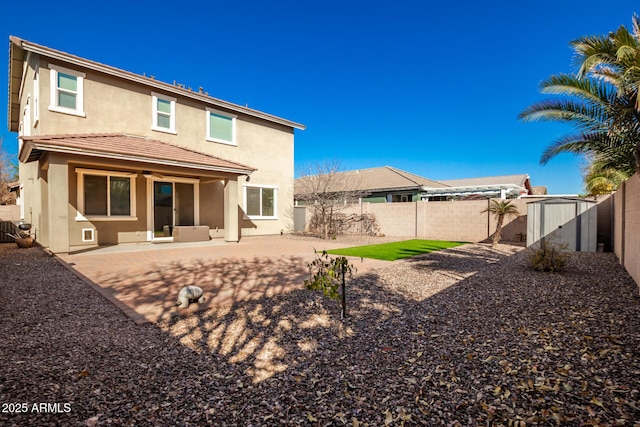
xmin=206 ymin=107 xmax=237 ymax=146
xmin=49 ymin=64 xmax=86 ymax=117
xmin=75 ymin=168 xmax=137 ymax=221
xmin=243 ymin=184 xmax=278 ymax=220
xmin=81 ymin=228 xmax=95 ymax=243
xmin=33 ymin=67 xmax=39 ymax=126
xmin=145 ymin=175 xmax=201 ymax=241
xmin=22 ymin=96 xmax=31 ymax=137
xmin=151 ymin=92 xmax=177 ymax=134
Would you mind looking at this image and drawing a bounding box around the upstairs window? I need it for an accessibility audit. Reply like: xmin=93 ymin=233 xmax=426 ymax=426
xmin=152 ymin=93 xmax=176 ymax=134
xmin=206 ymin=108 xmax=236 ymax=145
xmin=49 ymin=65 xmax=85 ymax=117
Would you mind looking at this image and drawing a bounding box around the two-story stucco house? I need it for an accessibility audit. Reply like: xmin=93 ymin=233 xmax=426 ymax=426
xmin=7 ymin=36 xmax=304 ymax=253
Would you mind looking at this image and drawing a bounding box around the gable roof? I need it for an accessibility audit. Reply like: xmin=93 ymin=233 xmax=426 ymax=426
xmin=18 ymin=134 xmax=256 ymax=175
xmin=8 ymin=36 xmax=305 ymax=133
xmin=295 ymin=166 xmax=446 ymax=195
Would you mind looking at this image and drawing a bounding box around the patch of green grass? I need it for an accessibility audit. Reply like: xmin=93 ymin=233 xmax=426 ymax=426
xmin=326 ymin=239 xmax=466 ymax=261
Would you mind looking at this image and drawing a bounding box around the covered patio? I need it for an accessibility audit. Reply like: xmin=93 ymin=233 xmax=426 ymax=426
xmin=18 ymin=134 xmax=256 ymax=253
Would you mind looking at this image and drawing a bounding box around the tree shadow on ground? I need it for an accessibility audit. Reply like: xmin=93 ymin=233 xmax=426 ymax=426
xmin=404 ymin=243 xmax=522 ymax=278
xmin=94 ymin=255 xmax=310 ymax=323
xmin=27 ymin=243 xmax=640 ymax=425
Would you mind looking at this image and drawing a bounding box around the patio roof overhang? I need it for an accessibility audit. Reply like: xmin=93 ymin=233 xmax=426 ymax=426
xmin=421 ymin=183 xmax=528 ymax=198
xmin=18 ymin=134 xmax=257 ymax=175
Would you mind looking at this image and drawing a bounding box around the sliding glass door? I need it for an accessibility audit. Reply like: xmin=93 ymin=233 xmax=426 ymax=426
xmin=153 ymin=181 xmax=195 ymax=238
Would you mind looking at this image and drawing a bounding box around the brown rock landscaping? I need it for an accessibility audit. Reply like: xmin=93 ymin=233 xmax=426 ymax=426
xmin=1 ymin=241 xmax=639 ymax=426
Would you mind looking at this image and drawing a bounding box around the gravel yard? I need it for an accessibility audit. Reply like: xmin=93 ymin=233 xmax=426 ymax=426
xmin=1 ymin=241 xmax=639 ymax=426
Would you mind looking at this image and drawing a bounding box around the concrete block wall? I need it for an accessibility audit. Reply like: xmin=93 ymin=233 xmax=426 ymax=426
xmin=614 ymin=174 xmax=640 ymax=290
xmin=361 ymin=202 xmax=419 ymax=237
xmin=424 ymin=200 xmax=489 ymax=242
xmin=0 ymin=205 xmax=21 ymax=221
xmin=311 ymin=199 xmax=530 ymax=243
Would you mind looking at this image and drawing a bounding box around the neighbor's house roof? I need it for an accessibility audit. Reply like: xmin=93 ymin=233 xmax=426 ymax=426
xmin=295 ymin=166 xmax=447 ymax=196
xmin=530 ymin=186 xmax=548 ymax=195
xmin=18 ymin=134 xmax=256 ymax=175
xmin=8 ymin=36 xmax=305 ymax=133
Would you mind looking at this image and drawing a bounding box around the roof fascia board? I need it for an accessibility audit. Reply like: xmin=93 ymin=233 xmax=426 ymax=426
xmin=18 ymin=51 xmax=31 ymax=101
xmin=8 ymin=40 xmax=25 ymax=131
xmin=369 ymin=186 xmax=422 ymax=192
xmin=19 ymin=40 xmax=305 ymax=131
xmin=20 ymin=142 xmax=255 ymax=175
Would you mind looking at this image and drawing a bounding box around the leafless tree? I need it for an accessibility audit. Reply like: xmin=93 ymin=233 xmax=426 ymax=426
xmin=0 ymin=138 xmax=18 ymax=205
xmin=295 ymin=160 xmax=368 ymax=239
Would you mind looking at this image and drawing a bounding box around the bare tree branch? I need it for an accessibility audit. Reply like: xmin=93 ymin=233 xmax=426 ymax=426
xmin=295 ymin=161 xmax=369 ymax=239
xmin=0 ymin=138 xmax=18 ymax=205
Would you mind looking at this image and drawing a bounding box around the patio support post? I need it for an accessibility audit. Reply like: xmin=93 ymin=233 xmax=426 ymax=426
xmin=224 ymin=177 xmax=239 ymax=242
xmin=47 ymin=154 xmax=70 ymax=253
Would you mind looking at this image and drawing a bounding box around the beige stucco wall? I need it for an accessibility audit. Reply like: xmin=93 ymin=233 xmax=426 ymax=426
xmin=16 ymin=53 xmax=298 ymax=251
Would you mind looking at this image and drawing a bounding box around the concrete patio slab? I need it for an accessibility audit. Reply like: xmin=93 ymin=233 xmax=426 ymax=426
xmin=56 ymin=236 xmax=391 ymax=324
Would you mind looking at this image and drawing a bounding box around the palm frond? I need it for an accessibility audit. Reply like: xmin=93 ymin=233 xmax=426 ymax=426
xmin=524 ymin=15 xmax=640 ymax=174
xmin=540 ymin=133 xmax=600 ymax=164
xmin=538 ymin=74 xmax=613 ymax=102
xmin=571 ymin=35 xmax=617 ymax=77
xmin=519 ymin=99 xmax=608 ymax=131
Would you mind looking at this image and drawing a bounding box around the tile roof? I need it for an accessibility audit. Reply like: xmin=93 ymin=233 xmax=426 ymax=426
xmin=295 ymin=166 xmax=446 ymax=195
xmin=531 ymin=186 xmax=548 ymax=195
xmin=19 ymin=134 xmax=256 ymax=174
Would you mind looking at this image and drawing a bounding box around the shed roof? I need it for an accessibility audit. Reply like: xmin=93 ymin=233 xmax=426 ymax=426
xmin=526 ymin=197 xmax=597 ymax=204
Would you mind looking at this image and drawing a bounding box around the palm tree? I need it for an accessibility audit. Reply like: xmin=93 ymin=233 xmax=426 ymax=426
xmin=483 ymin=200 xmax=520 ymax=247
xmin=519 ymin=15 xmax=640 ymax=177
xmin=584 ymin=160 xmax=629 ymax=196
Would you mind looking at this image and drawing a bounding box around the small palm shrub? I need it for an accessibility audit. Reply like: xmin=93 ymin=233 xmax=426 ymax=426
xmin=529 ymin=239 xmax=570 ymax=272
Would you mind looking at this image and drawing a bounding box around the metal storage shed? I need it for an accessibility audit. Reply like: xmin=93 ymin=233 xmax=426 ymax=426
xmin=526 ymin=198 xmax=598 ymax=252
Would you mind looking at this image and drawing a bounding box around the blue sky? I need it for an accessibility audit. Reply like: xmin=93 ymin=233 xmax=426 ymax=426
xmin=1 ymin=1 xmax=637 ymax=194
